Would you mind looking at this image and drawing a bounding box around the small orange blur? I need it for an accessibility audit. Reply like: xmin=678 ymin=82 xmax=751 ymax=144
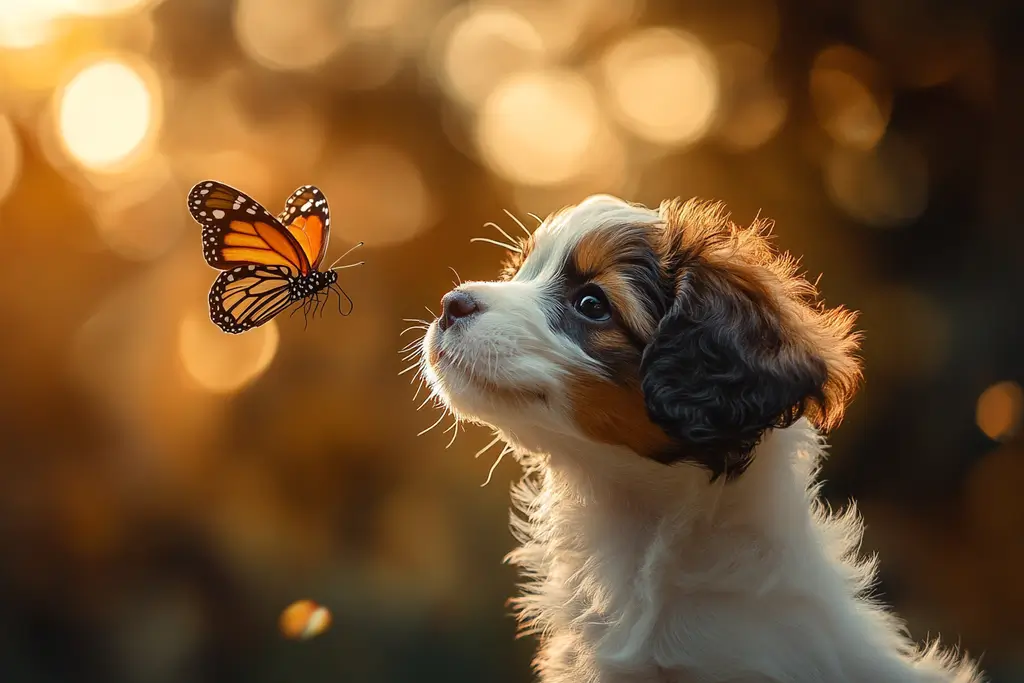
xmin=279 ymin=600 xmax=332 ymax=641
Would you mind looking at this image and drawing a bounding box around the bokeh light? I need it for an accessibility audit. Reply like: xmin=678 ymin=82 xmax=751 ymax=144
xmin=318 ymin=144 xmax=435 ymax=248
xmin=511 ymin=119 xmax=631 ymax=215
xmin=56 ymin=57 xmax=159 ymax=172
xmin=435 ymin=4 xmax=546 ymax=109
xmin=504 ymin=0 xmax=643 ymax=59
xmin=0 ymin=115 xmax=22 ymax=204
xmin=600 ymin=27 xmax=719 ymax=147
xmin=0 ymin=0 xmax=65 ymax=49
xmin=714 ymin=43 xmax=787 ymax=151
xmin=811 ymin=45 xmax=891 ymax=151
xmin=92 ymin=158 xmax=186 ymax=261
xmin=824 ymin=134 xmax=929 ymax=228
xmin=64 ymin=0 xmax=161 ymax=16
xmin=476 ymin=69 xmax=601 ymax=186
xmin=178 ymin=310 xmax=280 ymax=394
xmin=279 ymin=600 xmax=331 ymax=640
xmin=976 ymin=381 xmax=1024 ymax=442
xmin=234 ymin=0 xmax=345 ymax=72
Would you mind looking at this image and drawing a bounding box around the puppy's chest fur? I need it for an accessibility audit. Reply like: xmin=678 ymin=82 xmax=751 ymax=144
xmin=502 ymin=429 xmax=983 ymax=683
xmin=507 ymin=474 xmax=765 ymax=683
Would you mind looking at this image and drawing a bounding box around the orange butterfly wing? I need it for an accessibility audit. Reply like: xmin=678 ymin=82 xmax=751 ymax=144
xmin=277 ymin=185 xmax=331 ymax=270
xmin=187 ymin=180 xmax=311 ymax=275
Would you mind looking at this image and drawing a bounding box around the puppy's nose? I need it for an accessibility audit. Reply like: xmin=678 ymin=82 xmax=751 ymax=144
xmin=439 ymin=290 xmax=480 ymax=331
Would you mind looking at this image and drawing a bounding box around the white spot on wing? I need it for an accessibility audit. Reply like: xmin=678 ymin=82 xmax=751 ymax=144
xmin=212 ymin=209 xmax=225 ymax=219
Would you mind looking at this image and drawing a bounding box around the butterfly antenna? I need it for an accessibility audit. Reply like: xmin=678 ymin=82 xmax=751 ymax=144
xmin=502 ymin=209 xmax=533 ymax=238
xmin=328 ymin=241 xmax=365 ymax=271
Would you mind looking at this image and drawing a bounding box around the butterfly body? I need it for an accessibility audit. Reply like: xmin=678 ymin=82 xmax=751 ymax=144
xmin=188 ymin=180 xmax=357 ymax=334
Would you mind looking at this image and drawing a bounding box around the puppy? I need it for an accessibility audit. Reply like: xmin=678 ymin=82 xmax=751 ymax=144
xmin=416 ymin=195 xmax=982 ymax=683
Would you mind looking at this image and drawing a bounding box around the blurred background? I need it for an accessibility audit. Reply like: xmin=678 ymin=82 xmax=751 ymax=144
xmin=0 ymin=0 xmax=1022 ymax=680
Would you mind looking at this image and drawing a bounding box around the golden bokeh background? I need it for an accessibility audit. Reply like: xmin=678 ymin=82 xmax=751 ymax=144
xmin=1 ymin=0 xmax=1022 ymax=681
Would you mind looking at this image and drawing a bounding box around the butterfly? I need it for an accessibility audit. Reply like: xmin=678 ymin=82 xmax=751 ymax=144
xmin=187 ymin=180 xmax=363 ymax=334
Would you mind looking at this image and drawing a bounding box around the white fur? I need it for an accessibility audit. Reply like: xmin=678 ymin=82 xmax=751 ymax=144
xmin=419 ymin=196 xmax=982 ymax=683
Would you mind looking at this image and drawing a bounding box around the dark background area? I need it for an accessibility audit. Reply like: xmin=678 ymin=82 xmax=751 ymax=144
xmin=0 ymin=0 xmax=1022 ymax=680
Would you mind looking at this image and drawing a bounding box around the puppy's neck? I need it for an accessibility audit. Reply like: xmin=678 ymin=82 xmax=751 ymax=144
xmin=512 ymin=420 xmax=820 ymax=540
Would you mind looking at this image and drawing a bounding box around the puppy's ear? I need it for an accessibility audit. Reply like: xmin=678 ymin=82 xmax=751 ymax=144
xmin=640 ymin=266 xmax=861 ymax=480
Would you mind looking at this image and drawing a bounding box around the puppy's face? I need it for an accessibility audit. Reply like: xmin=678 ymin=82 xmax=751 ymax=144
xmin=420 ymin=195 xmax=862 ymax=479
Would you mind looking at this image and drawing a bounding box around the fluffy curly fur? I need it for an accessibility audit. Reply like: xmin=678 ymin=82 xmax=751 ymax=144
xmin=416 ymin=195 xmax=982 ymax=683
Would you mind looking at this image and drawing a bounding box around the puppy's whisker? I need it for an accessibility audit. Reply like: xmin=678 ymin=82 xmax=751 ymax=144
xmin=398 ymin=363 xmax=419 ymax=376
xmin=448 ymin=266 xmax=463 ymax=286
xmin=417 ymin=411 xmax=447 ymax=437
xmin=527 ymin=212 xmax=543 ymax=227
xmin=400 ymin=325 xmax=428 ymax=335
xmin=446 ymin=418 xmax=461 ymax=449
xmin=412 ymin=376 xmax=426 ymax=403
xmin=481 ymin=444 xmax=513 ymax=487
xmin=403 ymin=318 xmax=432 ymax=325
xmin=423 ymin=305 xmax=438 ymax=319
xmin=502 ymin=209 xmax=532 ymax=238
xmin=484 ymin=221 xmax=521 ymax=247
xmin=474 ymin=434 xmax=503 ymax=460
xmin=471 ymin=237 xmax=522 ymax=253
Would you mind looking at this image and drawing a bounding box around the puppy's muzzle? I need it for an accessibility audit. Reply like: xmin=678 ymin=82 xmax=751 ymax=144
xmin=438 ymin=289 xmax=483 ymax=332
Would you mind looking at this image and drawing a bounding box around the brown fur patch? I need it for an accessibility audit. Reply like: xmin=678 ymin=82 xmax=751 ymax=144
xmin=566 ymin=327 xmax=673 ymax=457
xmin=568 ymin=374 xmax=674 ymax=458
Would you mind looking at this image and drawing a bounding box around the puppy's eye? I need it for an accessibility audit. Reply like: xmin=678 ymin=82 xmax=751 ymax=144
xmin=572 ymin=286 xmax=611 ymax=322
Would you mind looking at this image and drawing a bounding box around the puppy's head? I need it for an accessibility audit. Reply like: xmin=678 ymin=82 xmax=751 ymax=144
xmin=420 ymin=195 xmax=861 ymax=479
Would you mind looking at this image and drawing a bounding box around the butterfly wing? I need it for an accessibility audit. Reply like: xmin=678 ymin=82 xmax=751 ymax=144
xmin=188 ymin=180 xmax=311 ymax=275
xmin=277 ymin=185 xmax=331 ymax=270
xmin=209 ymin=264 xmax=297 ymax=334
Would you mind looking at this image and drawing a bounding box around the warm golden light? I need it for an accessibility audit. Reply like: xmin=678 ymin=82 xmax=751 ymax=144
xmin=601 ymin=28 xmax=719 ymax=147
xmin=318 ymin=144 xmax=434 ymax=248
xmin=0 ymin=115 xmax=22 ymax=204
xmin=506 ymin=0 xmax=642 ymax=59
xmin=476 ymin=69 xmax=601 ymax=186
xmin=976 ymin=381 xmax=1024 ymax=442
xmin=0 ymin=0 xmax=65 ymax=49
xmin=824 ymin=135 xmax=929 ymax=228
xmin=57 ymin=58 xmax=158 ymax=172
xmin=178 ymin=310 xmax=280 ymax=394
xmin=64 ymin=0 xmax=160 ymax=16
xmin=234 ymin=0 xmax=345 ymax=72
xmin=714 ymin=44 xmax=787 ymax=152
xmin=811 ymin=46 xmax=891 ymax=151
xmin=93 ymin=158 xmax=185 ymax=261
xmin=436 ymin=4 xmax=545 ymax=109
xmin=512 ymin=120 xmax=631 ymax=216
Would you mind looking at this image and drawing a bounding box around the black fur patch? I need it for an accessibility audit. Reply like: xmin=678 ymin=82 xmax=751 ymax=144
xmin=640 ymin=267 xmax=828 ymax=480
